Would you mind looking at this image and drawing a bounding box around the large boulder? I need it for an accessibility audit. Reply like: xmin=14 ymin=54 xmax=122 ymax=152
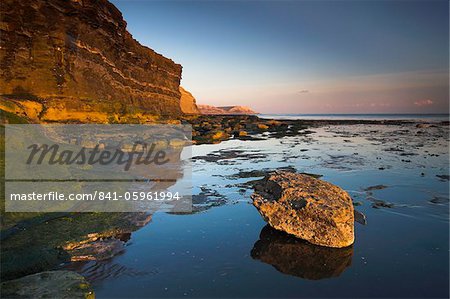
xmin=251 ymin=172 xmax=354 ymax=248
xmin=0 ymin=270 xmax=94 ymax=298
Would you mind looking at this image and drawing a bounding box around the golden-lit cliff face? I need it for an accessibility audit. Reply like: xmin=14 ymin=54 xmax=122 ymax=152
xmin=0 ymin=0 xmax=187 ymax=122
xmin=179 ymin=86 xmax=200 ymax=115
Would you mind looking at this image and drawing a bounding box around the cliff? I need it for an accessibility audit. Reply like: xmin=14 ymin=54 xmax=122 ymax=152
xmin=179 ymin=86 xmax=200 ymax=114
xmin=0 ymin=0 xmax=184 ymax=123
xmin=198 ymin=105 xmax=257 ymax=115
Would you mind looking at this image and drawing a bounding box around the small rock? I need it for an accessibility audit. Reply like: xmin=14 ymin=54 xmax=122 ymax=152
xmin=354 ymin=210 xmax=367 ymax=225
xmin=416 ymin=123 xmax=431 ymax=128
xmin=64 ymin=238 xmax=125 ymax=262
xmin=364 ymin=185 xmax=387 ymax=191
xmin=436 ymin=174 xmax=450 ymax=181
xmin=370 ymin=199 xmax=394 ymax=209
xmin=80 ymin=139 xmax=102 ymax=149
xmin=212 ymin=131 xmax=228 ymax=140
xmin=169 ymin=138 xmax=187 ymax=147
xmin=257 ymin=124 xmax=269 ymax=130
xmin=152 ymin=139 xmax=168 ymax=149
xmin=299 ymin=172 xmax=323 ymax=179
xmin=429 ymin=196 xmax=449 ymax=204
xmin=120 ymin=142 xmax=136 ymax=152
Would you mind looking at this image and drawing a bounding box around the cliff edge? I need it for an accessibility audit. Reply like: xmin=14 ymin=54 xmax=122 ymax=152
xmin=179 ymin=86 xmax=200 ymax=114
xmin=0 ymin=0 xmax=184 ymax=122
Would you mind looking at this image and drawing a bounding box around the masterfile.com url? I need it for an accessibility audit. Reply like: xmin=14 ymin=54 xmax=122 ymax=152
xmin=9 ymin=191 xmax=181 ymax=201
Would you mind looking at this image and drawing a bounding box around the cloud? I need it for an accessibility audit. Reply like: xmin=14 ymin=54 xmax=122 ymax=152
xmin=414 ymin=99 xmax=434 ymax=106
xmin=298 ymin=90 xmax=309 ymax=94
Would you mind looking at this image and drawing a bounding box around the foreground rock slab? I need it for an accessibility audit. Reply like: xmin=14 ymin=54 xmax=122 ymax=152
xmin=65 ymin=237 xmax=126 ymax=262
xmin=252 ymin=171 xmax=354 ymax=248
xmin=0 ymin=270 xmax=94 ymax=298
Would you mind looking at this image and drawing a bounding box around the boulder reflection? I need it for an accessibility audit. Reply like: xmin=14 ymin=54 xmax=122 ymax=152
xmin=251 ymin=225 xmax=353 ymax=280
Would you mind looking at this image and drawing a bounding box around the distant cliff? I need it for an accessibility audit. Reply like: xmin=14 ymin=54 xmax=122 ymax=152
xmin=179 ymin=86 xmax=200 ymax=114
xmin=198 ymin=105 xmax=257 ymax=115
xmin=0 ymin=0 xmax=184 ymax=122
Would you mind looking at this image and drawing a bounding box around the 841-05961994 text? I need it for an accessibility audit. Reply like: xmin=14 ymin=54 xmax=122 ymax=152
xmin=9 ymin=191 xmax=182 ymax=201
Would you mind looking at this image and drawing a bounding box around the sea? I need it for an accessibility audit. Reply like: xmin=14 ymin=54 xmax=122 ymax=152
xmin=67 ymin=116 xmax=449 ymax=298
xmin=259 ymin=113 xmax=450 ymax=122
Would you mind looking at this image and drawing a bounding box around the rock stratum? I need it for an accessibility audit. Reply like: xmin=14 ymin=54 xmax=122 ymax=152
xmin=252 ymin=172 xmax=355 ymax=248
xmin=198 ymin=104 xmax=257 ymax=115
xmin=0 ymin=0 xmax=195 ymax=123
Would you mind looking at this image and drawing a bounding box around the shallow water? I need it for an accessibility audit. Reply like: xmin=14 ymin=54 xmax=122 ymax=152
xmin=69 ymin=123 xmax=449 ymax=298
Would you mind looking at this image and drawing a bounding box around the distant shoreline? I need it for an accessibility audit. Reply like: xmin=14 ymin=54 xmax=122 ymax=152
xmin=187 ymin=114 xmax=449 ymax=145
xmin=258 ymin=113 xmax=450 ymax=122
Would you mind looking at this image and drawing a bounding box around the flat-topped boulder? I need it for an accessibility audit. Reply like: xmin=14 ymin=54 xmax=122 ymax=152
xmin=0 ymin=271 xmax=94 ymax=298
xmin=251 ymin=171 xmax=354 ymax=248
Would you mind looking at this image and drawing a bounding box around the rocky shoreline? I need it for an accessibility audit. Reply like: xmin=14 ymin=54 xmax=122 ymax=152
xmin=185 ymin=114 xmax=449 ymax=145
xmin=1 ymin=113 xmax=449 ymax=297
xmin=0 ymin=212 xmax=151 ymax=297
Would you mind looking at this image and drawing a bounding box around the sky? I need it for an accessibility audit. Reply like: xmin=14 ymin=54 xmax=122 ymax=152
xmin=111 ymin=0 xmax=449 ymax=114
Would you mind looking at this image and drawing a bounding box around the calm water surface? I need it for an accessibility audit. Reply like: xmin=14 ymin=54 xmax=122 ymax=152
xmin=70 ymin=123 xmax=449 ymax=298
xmin=259 ymin=113 xmax=450 ymax=122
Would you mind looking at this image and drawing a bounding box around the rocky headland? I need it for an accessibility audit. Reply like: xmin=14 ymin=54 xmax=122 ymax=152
xmin=198 ymin=104 xmax=257 ymax=115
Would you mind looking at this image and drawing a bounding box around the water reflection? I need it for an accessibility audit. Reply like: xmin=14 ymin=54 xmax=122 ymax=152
xmin=251 ymin=225 xmax=353 ymax=280
xmin=67 ymin=259 xmax=151 ymax=284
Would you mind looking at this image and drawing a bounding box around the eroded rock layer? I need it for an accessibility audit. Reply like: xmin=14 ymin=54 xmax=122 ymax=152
xmin=0 ymin=0 xmax=183 ymax=121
